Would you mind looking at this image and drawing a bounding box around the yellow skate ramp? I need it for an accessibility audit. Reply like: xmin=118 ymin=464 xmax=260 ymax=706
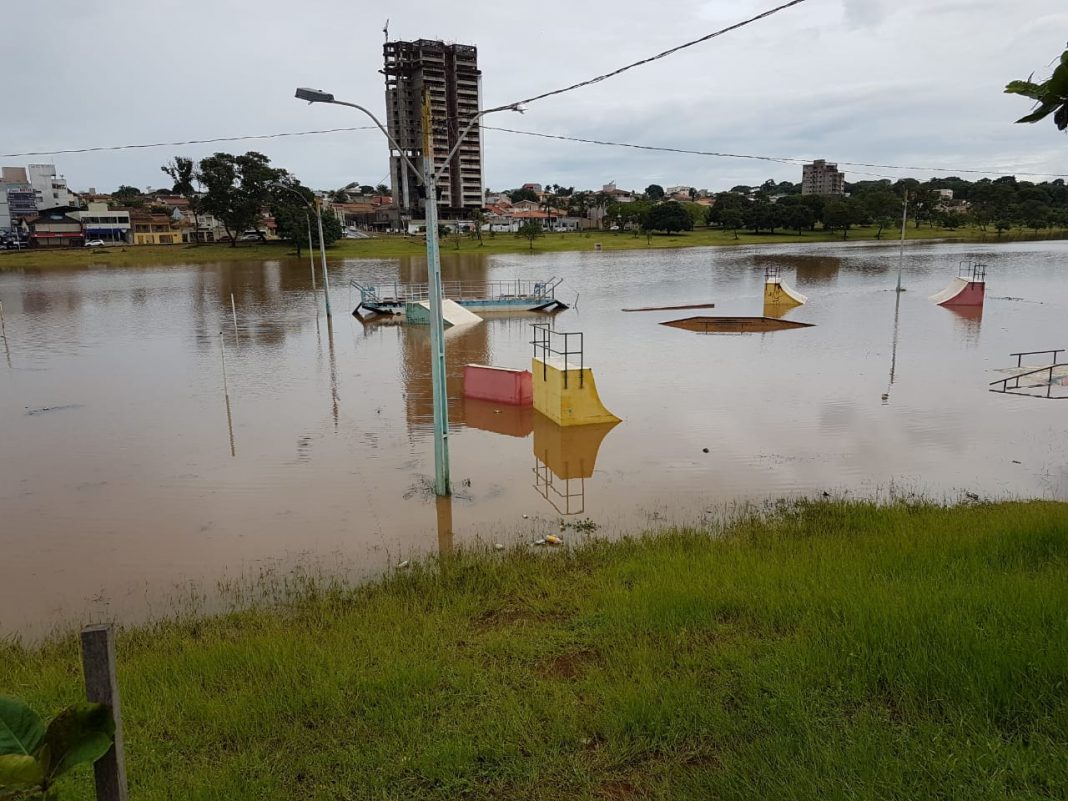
xmin=763 ymin=277 xmax=807 ymax=308
xmin=532 ymin=356 xmax=620 ymax=427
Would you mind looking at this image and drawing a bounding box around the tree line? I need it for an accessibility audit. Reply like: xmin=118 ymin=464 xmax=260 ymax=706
xmin=158 ymin=152 xmax=341 ymax=250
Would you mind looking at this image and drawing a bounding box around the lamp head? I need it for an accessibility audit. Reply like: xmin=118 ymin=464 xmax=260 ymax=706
xmin=295 ymin=87 xmax=335 ymax=104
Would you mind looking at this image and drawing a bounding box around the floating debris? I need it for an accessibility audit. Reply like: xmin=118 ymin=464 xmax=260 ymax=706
xmin=494 ymin=543 xmax=505 ymax=551
xmin=25 ymin=404 xmax=84 ymax=416
xmin=545 ymin=535 xmax=563 ymax=546
xmin=396 ymin=560 xmax=410 ymax=569
xmin=622 ymin=302 xmax=716 ymax=312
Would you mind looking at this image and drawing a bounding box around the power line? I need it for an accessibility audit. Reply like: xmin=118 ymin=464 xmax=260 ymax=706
xmin=0 ymin=127 xmax=375 ymax=159
xmin=497 ymin=0 xmax=811 ymax=111
xmin=481 ymin=125 xmax=1068 ymax=179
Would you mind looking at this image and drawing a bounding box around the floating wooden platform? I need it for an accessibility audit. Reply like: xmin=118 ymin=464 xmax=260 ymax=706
xmin=660 ymin=316 xmax=815 ymax=334
xmin=622 ymin=302 xmax=716 ymax=312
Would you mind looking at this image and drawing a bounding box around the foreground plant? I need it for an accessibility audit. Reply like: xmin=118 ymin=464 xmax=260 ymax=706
xmin=0 ymin=697 xmax=114 ymax=800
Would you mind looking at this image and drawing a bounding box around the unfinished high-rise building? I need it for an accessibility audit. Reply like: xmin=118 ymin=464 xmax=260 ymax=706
xmin=383 ymin=39 xmax=483 ymax=221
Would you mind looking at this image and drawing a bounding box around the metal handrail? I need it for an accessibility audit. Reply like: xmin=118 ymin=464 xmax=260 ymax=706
xmin=989 ymin=363 xmax=1067 ymax=399
xmin=1009 ymin=349 xmax=1064 ymax=367
xmin=351 ymin=277 xmax=561 ymax=306
xmin=958 ymin=260 xmax=987 ymax=282
xmin=531 ymin=323 xmax=584 ymax=389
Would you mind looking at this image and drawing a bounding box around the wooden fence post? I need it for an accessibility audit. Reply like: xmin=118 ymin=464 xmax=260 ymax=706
xmin=80 ymin=624 xmax=128 ymax=801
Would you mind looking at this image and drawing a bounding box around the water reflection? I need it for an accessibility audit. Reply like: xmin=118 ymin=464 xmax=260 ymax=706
xmin=752 ymin=253 xmax=842 ymax=285
xmin=532 ymin=413 xmax=619 ymax=515
xmin=945 ymin=304 xmax=983 ymax=346
xmin=400 ymin=323 xmax=490 ymax=430
xmin=436 ymin=494 xmax=454 ymax=556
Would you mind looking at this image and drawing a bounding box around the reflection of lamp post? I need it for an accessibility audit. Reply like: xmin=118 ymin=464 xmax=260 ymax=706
xmin=295 ymin=87 xmax=516 ymax=496
xmin=271 ymin=181 xmax=331 ymax=318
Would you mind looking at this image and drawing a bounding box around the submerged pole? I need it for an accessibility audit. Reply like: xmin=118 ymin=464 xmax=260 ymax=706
xmin=306 ymin=213 xmax=316 ymax=292
xmin=230 ymin=293 xmax=238 ymax=334
xmin=219 ymin=331 xmax=230 ymax=399
xmin=315 ymin=199 xmax=333 ymax=319
xmin=896 ymin=191 xmax=908 ymax=292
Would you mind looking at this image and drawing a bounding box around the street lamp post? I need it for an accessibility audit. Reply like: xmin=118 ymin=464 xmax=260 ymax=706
xmin=272 ymin=181 xmax=330 ymax=317
xmin=295 ymin=87 xmax=513 ymax=496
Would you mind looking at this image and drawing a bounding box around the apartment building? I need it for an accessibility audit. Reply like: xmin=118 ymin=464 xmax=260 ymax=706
xmin=383 ymin=38 xmax=483 ymax=221
xmin=801 ymin=160 xmax=845 ymax=195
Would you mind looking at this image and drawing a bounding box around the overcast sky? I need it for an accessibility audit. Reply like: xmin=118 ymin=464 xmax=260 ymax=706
xmin=4 ymin=0 xmax=1066 ymax=194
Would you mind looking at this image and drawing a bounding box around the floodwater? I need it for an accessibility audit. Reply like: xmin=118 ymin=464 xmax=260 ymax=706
xmin=2 ymin=239 xmax=1066 ymax=637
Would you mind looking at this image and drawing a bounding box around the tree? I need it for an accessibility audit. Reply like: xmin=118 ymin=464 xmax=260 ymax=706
xmin=858 ymin=190 xmax=900 ymax=238
xmin=1005 ymin=45 xmax=1068 ymax=131
xmin=708 ymin=192 xmax=750 ymax=227
xmin=645 ymin=184 xmax=665 ymax=200
xmin=823 ymin=198 xmax=861 ymax=239
xmin=269 ymin=180 xmax=341 ymax=255
xmin=374 ymin=183 xmax=390 ymax=196
xmin=720 ymin=209 xmax=744 ymax=239
xmin=161 ymin=156 xmax=202 ymax=244
xmin=642 ymin=201 xmax=693 ymax=233
xmin=517 ymin=220 xmax=543 ymax=250
xmin=198 ymin=151 xmax=284 ymax=247
xmin=112 ymin=185 xmax=144 ymax=206
xmin=507 ymin=187 xmax=539 ymax=203
xmin=330 ymin=189 xmax=350 ymax=203
xmin=781 ymin=203 xmax=815 ymax=235
xmin=470 ymin=208 xmax=486 ymax=245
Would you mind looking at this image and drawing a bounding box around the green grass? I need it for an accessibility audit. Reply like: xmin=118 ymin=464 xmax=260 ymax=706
xmin=2 ymin=501 xmax=1066 ymax=800
xmin=4 ymin=225 xmax=1067 ymax=269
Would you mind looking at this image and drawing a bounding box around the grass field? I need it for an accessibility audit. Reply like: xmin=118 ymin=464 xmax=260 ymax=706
xmin=3 ymin=225 xmax=1066 ymax=270
xmin=2 ymin=500 xmax=1066 ymax=800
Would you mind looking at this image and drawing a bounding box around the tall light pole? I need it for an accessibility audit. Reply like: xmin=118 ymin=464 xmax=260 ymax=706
xmin=294 ymin=87 xmax=517 ymax=496
xmin=272 ymin=181 xmax=331 ymax=318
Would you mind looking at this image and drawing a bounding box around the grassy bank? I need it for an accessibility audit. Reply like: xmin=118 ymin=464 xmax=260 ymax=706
xmin=3 ymin=225 xmax=1066 ymax=269
xmin=2 ymin=501 xmax=1066 ymax=800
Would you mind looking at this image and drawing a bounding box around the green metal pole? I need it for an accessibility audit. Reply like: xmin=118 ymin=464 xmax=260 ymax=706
xmin=315 ymin=199 xmax=333 ymax=319
xmin=422 ymin=93 xmax=450 ymax=496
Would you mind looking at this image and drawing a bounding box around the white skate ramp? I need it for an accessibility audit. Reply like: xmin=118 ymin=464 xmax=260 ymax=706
xmin=415 ymin=299 xmax=483 ymax=328
xmin=929 ymin=277 xmax=969 ymax=304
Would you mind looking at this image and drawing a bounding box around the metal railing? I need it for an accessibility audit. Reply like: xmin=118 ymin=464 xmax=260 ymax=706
xmin=989 ymin=363 xmax=1067 ymax=399
xmin=531 ymin=323 xmax=584 ymax=389
xmin=958 ymin=260 xmax=987 ymax=282
xmin=1009 ymin=349 xmax=1064 ymax=367
xmin=351 ymin=277 xmax=562 ymax=306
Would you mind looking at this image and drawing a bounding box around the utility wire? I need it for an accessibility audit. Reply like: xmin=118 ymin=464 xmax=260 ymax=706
xmin=498 ymin=0 xmax=811 ymax=110
xmin=480 ymin=125 xmax=1068 ymax=179
xmin=0 ymin=127 xmax=375 ymax=158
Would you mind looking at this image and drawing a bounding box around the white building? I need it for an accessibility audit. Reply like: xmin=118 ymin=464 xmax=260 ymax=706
xmin=73 ymin=202 xmax=130 ymax=244
xmin=28 ymin=164 xmax=78 ymax=211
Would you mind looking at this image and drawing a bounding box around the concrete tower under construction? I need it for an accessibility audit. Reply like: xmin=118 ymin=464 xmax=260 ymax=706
xmin=383 ymin=39 xmax=484 ymax=222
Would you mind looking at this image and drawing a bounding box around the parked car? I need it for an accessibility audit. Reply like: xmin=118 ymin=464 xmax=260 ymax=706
xmin=85 ymin=239 xmax=106 ymax=247
xmin=238 ymin=231 xmax=265 ymax=242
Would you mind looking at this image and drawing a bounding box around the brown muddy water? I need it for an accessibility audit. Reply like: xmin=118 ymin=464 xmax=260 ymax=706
xmin=2 ymin=240 xmax=1066 ymax=637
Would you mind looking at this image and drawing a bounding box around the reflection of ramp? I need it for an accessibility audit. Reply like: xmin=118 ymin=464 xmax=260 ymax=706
xmin=463 ymin=397 xmax=534 ymax=437
xmin=532 ymin=412 xmax=619 ymax=515
xmin=763 ymin=278 xmax=807 ymax=307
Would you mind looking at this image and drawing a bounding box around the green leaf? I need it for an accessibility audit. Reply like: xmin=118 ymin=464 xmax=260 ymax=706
xmin=38 ymin=703 xmax=114 ymax=781
xmin=0 ymin=753 xmax=44 ymax=788
xmin=0 ymin=699 xmax=45 ymax=757
xmin=1004 ymin=79 xmax=1040 ymax=96
xmin=1015 ymin=101 xmax=1060 ymax=124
